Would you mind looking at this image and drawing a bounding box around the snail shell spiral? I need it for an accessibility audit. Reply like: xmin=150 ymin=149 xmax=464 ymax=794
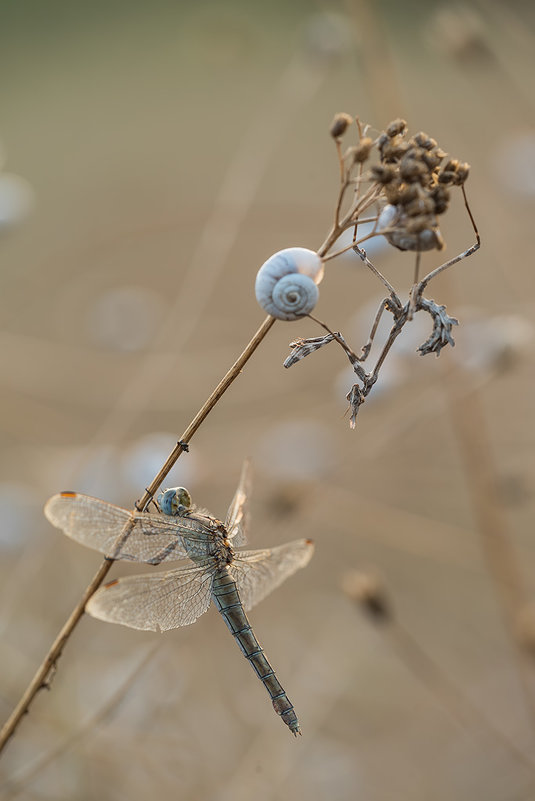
xmin=255 ymin=247 xmax=324 ymax=321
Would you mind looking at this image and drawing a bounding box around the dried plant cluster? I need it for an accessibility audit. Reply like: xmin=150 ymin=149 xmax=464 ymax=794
xmin=284 ymin=113 xmax=480 ymax=426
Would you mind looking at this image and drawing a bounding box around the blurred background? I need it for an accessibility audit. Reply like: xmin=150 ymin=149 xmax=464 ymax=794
xmin=0 ymin=1 xmax=534 ymax=799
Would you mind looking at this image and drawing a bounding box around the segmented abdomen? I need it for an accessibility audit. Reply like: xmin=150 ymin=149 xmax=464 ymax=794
xmin=211 ymin=567 xmax=301 ymax=735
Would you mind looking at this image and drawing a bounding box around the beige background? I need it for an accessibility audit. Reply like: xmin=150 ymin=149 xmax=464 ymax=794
xmin=0 ymin=2 xmax=534 ymax=799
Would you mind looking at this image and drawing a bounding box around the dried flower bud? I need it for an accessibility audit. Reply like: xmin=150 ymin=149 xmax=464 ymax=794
xmin=438 ymin=169 xmax=457 ymax=184
xmin=353 ymin=137 xmax=374 ymax=162
xmin=377 ymin=132 xmax=389 ymax=154
xmin=405 ymin=196 xmax=435 ymax=217
xmin=411 ymin=132 xmax=438 ymax=151
xmin=371 ymin=164 xmax=396 ymax=184
xmin=386 ymin=118 xmax=407 ymax=138
xmin=400 ymin=156 xmax=427 ymax=181
xmin=330 ymin=112 xmax=353 ymax=139
xmin=341 ymin=570 xmax=391 ymax=623
xmin=381 ymin=138 xmax=410 ymax=162
xmin=421 ymin=149 xmax=443 ymax=171
xmin=431 ymin=185 xmax=450 ymax=213
xmin=443 ymin=158 xmax=460 ymax=172
xmin=384 ymin=184 xmax=402 ymax=204
xmin=398 ymin=184 xmax=420 ymax=204
xmin=454 ymin=162 xmax=470 ymax=184
xmin=404 ymin=215 xmax=432 ymax=233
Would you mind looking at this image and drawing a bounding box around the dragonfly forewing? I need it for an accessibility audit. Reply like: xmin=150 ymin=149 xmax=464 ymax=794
xmin=86 ymin=560 xmax=215 ymax=631
xmin=44 ymin=492 xmax=217 ymax=564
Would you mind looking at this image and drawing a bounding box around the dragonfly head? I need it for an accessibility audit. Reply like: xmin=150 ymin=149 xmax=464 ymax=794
xmin=157 ymin=487 xmax=192 ymax=517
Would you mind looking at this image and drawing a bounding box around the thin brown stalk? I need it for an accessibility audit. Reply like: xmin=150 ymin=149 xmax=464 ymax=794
xmin=343 ymin=571 xmax=535 ymax=776
xmin=1 ymin=644 xmax=161 ymax=800
xmin=388 ymin=619 xmax=535 ymax=774
xmin=0 ymin=314 xmax=275 ymax=756
xmin=443 ymin=365 xmax=535 ymax=743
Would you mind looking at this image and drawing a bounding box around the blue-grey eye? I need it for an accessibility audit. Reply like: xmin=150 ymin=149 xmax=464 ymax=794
xmin=157 ymin=487 xmax=192 ymax=516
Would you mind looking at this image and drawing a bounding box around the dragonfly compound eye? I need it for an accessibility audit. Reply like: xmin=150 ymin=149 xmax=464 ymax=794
xmin=158 ymin=487 xmax=192 ymax=516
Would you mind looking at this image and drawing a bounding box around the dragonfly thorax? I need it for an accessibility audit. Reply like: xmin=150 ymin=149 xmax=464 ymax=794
xmin=210 ymin=532 xmax=234 ymax=568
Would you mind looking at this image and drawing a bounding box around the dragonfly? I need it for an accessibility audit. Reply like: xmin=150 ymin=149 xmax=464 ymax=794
xmin=44 ymin=462 xmax=314 ymax=735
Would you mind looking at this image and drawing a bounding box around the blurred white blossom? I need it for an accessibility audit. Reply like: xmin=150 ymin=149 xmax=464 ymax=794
xmin=0 ymin=482 xmax=40 ymax=551
xmin=0 ymin=172 xmax=34 ymax=230
xmin=86 ymin=286 xmax=165 ymax=352
xmin=494 ymin=131 xmax=535 ymax=197
xmin=121 ymin=432 xmax=198 ymax=495
xmin=256 ymin=419 xmax=335 ymax=479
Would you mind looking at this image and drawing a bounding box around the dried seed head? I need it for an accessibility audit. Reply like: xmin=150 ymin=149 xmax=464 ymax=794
xmin=443 ymin=158 xmax=460 ymax=172
xmin=404 ymin=196 xmax=435 ymax=217
xmin=454 ymin=162 xmax=470 ymax=184
xmin=330 ymin=112 xmax=354 ymax=139
xmin=384 ymin=184 xmax=402 ymax=204
xmin=377 ymin=132 xmax=389 ymax=152
xmin=371 ymin=164 xmax=396 ymax=184
xmin=353 ymin=136 xmax=374 ymax=163
xmin=430 ymin=184 xmax=450 ymax=214
xmin=380 ymin=138 xmax=410 ymax=163
xmin=386 ymin=118 xmax=407 ymax=138
xmin=341 ymin=570 xmax=391 ymax=623
xmin=399 ymin=156 xmax=427 ymax=182
xmin=411 ymin=132 xmax=438 ymax=151
xmin=326 ymin=113 xmax=470 ymax=259
xmin=421 ymin=149 xmax=444 ymax=171
xmin=398 ymin=184 xmax=421 ymax=204
xmin=438 ymin=169 xmax=457 ymax=184
xmin=404 ymin=214 xmax=432 ymax=233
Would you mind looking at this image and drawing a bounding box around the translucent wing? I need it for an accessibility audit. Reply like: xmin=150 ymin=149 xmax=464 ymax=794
xmin=230 ymin=539 xmax=314 ymax=611
xmin=44 ymin=492 xmax=215 ymax=564
xmin=86 ymin=560 xmax=215 ymax=632
xmin=225 ymin=459 xmax=251 ymax=546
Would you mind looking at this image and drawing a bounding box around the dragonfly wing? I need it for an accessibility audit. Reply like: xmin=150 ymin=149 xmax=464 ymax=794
xmin=44 ymin=492 xmax=214 ymax=563
xmin=230 ymin=539 xmax=314 ymax=611
xmin=86 ymin=560 xmax=215 ymax=632
xmin=225 ymin=459 xmax=251 ymax=546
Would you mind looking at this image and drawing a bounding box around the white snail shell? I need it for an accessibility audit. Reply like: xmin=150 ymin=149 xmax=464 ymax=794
xmin=255 ymin=247 xmax=324 ymax=321
xmin=377 ymin=203 xmax=443 ymax=252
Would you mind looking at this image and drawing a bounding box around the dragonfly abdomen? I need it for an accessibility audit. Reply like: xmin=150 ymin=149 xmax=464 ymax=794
xmin=211 ymin=568 xmax=301 ymax=736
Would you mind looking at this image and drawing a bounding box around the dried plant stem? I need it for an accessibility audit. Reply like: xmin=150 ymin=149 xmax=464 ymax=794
xmin=1 ymin=644 xmax=161 ymax=800
xmin=387 ymin=619 xmax=535 ymax=774
xmin=416 ymin=187 xmax=481 ymax=297
xmin=0 ymin=563 xmax=114 ymax=757
xmin=0 ymin=314 xmax=276 ymax=756
xmin=136 ymin=314 xmax=275 ymax=510
xmin=444 ymin=369 xmax=535 ymax=743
